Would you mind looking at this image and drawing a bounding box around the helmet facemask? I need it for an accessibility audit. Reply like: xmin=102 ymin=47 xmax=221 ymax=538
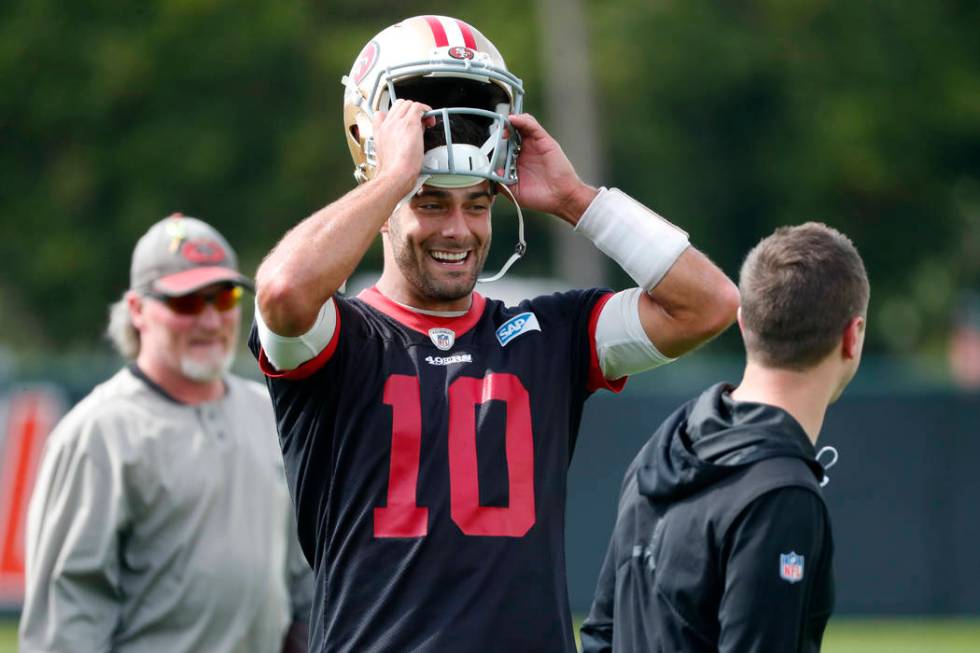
xmin=392 ymin=75 xmax=521 ymax=186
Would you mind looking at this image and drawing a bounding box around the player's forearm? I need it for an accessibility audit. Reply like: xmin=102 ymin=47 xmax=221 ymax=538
xmin=257 ymin=177 xmax=410 ymax=336
xmin=574 ymin=187 xmax=739 ymax=357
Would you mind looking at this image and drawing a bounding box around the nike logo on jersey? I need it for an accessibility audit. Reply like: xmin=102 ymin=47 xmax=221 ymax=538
xmin=495 ymin=312 xmax=541 ymax=347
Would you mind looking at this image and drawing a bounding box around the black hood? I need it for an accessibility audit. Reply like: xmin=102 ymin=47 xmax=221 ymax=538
xmin=637 ymin=383 xmax=825 ymax=503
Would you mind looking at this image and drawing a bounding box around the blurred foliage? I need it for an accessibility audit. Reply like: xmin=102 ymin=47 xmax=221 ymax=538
xmin=1 ymin=0 xmax=978 ymax=360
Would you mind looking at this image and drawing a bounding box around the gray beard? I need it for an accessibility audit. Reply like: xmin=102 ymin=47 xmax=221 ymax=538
xmin=180 ymin=351 xmax=234 ymax=382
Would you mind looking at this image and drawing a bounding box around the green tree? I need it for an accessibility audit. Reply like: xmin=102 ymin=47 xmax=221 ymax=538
xmin=592 ymin=0 xmax=980 ymax=357
xmin=2 ymin=0 xmax=978 ymax=362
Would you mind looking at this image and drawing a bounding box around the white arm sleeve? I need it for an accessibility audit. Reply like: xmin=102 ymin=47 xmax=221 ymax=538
xmin=575 ymin=188 xmax=690 ymax=291
xmin=255 ymin=298 xmax=337 ymax=371
xmin=595 ymin=288 xmax=675 ymax=379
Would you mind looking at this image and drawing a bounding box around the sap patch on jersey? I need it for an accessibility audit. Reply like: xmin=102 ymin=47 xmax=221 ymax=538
xmin=780 ymin=552 xmax=805 ymax=583
xmin=495 ymin=312 xmax=541 ymax=347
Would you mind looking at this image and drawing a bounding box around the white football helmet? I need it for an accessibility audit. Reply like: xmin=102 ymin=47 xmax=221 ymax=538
xmin=342 ymin=15 xmax=525 ymax=187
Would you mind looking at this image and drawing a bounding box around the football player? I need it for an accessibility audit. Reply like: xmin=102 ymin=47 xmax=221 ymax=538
xmin=251 ymin=15 xmax=739 ymax=652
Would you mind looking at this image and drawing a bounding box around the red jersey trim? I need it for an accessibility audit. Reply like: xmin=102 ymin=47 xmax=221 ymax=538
xmin=587 ymin=292 xmax=628 ymax=394
xmin=257 ymin=301 xmax=342 ymax=380
xmin=357 ymin=286 xmax=487 ymax=338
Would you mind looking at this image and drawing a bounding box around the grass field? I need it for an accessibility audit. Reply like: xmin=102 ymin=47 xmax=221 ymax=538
xmin=0 ymin=621 xmax=14 ymax=653
xmin=822 ymin=618 xmax=980 ymax=652
xmin=1 ymin=617 xmax=978 ymax=651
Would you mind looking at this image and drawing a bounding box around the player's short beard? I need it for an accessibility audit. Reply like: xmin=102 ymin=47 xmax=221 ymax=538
xmin=401 ymin=250 xmax=482 ymax=302
xmin=180 ymin=350 xmax=234 ymax=382
xmin=389 ymin=222 xmax=489 ymax=303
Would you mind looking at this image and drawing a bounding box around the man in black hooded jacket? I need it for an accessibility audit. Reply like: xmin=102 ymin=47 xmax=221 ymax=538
xmin=581 ymin=222 xmax=869 ymax=653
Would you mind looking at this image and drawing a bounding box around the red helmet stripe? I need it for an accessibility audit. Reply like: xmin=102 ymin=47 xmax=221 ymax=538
xmin=455 ymin=20 xmax=477 ymax=49
xmin=423 ymin=16 xmax=449 ymax=47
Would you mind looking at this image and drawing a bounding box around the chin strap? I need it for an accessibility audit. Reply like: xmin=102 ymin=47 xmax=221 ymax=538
xmin=816 ymin=445 xmax=839 ymax=488
xmin=478 ymin=182 xmax=526 ymax=283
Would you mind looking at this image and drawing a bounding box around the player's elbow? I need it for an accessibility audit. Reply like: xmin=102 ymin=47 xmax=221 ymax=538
xmin=256 ymin=269 xmax=319 ymax=337
xmin=670 ymin=277 xmax=739 ymax=354
xmin=698 ymin=277 xmax=740 ymax=341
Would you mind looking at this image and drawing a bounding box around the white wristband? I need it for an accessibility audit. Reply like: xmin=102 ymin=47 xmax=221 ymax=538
xmin=574 ymin=187 xmax=690 ymax=291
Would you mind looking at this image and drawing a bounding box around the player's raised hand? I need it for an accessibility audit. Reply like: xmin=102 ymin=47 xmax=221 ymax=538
xmin=507 ymin=113 xmax=598 ymax=226
xmin=372 ymin=99 xmax=435 ymax=194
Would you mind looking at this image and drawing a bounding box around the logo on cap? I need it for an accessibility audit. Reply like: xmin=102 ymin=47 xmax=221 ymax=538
xmin=165 ymin=215 xmax=189 ymax=252
xmin=180 ymin=239 xmax=227 ymax=264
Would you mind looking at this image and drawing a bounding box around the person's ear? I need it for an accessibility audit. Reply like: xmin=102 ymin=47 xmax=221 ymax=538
xmin=841 ymin=316 xmax=865 ymax=360
xmin=128 ymin=291 xmax=146 ymax=331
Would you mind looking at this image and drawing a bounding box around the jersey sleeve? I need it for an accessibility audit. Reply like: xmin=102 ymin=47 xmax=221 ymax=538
xmin=523 ymin=289 xmax=627 ymax=397
xmin=249 ymin=300 xmax=342 ymax=380
xmin=718 ymin=487 xmax=831 ymax=653
xmin=585 ymin=291 xmax=628 ymax=394
xmin=19 ymin=415 xmax=128 ymax=651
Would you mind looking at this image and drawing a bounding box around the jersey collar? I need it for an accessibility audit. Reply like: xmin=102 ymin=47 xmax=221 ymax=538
xmin=358 ymin=286 xmax=487 ymax=338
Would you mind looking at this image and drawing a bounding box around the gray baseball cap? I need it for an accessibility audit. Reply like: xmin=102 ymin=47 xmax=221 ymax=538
xmin=130 ymin=213 xmax=253 ymax=296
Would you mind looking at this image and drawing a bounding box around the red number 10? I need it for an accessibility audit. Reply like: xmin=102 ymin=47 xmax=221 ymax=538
xmin=373 ymin=373 xmax=536 ymax=538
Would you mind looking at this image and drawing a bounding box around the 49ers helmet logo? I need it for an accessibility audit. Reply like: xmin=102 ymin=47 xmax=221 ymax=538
xmin=448 ymin=46 xmax=475 ymax=60
xmin=352 ymin=41 xmax=380 ymax=84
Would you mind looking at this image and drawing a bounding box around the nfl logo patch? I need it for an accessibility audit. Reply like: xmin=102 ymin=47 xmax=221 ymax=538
xmin=779 ymin=552 xmax=805 ymax=583
xmin=428 ymin=328 xmax=455 ymax=351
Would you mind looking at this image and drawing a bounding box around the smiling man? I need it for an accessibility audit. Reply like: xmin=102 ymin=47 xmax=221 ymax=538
xmin=20 ymin=215 xmax=312 ymax=653
xmin=250 ymin=14 xmax=739 ymax=653
xmin=383 ymin=181 xmax=494 ymax=305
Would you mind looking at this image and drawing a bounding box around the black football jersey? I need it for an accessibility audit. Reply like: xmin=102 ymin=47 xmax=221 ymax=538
xmin=249 ymin=286 xmax=625 ymax=652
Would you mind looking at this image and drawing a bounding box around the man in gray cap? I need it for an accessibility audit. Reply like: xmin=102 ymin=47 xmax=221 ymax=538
xmin=19 ymin=214 xmax=313 ymax=653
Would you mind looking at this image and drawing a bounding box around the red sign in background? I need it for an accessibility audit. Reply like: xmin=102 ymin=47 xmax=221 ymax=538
xmin=0 ymin=388 xmax=62 ymax=606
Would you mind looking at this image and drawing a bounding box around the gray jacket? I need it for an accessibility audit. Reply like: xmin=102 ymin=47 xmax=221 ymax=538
xmin=19 ymin=367 xmax=313 ymax=653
